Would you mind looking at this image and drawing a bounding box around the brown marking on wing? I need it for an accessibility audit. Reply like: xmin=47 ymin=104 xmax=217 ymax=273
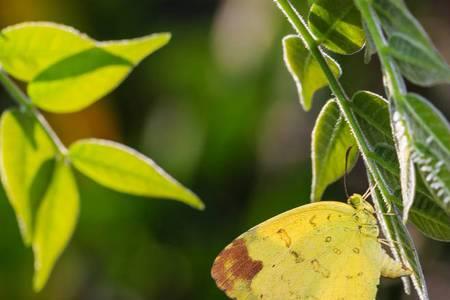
xmin=211 ymin=238 xmax=263 ymax=295
xmin=276 ymin=228 xmax=292 ymax=248
xmin=311 ymin=259 xmax=330 ymax=278
xmin=290 ymin=250 xmax=305 ymax=263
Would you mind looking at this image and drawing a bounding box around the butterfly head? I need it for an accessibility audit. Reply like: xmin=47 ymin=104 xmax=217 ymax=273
xmin=348 ymin=194 xmax=375 ymax=214
xmin=348 ymin=194 xmax=379 ymax=237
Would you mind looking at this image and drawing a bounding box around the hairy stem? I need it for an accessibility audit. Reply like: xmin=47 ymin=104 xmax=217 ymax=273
xmin=273 ymin=0 xmax=396 ymax=202
xmin=0 ymin=68 xmax=67 ymax=155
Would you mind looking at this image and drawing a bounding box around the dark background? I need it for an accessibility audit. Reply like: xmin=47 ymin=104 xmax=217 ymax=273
xmin=0 ymin=0 xmax=448 ymax=299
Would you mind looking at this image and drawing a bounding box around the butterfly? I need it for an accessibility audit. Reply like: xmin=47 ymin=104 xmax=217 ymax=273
xmin=211 ymin=194 xmax=411 ymax=299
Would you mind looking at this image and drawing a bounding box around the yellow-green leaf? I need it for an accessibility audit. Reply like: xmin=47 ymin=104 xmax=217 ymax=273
xmin=0 ymin=22 xmax=93 ymax=81
xmin=68 ymin=139 xmax=204 ymax=210
xmin=309 ymin=0 xmax=365 ymax=55
xmin=28 ymin=33 xmax=170 ymax=113
xmin=98 ymin=34 xmax=170 ymax=64
xmin=0 ymin=22 xmax=170 ymax=113
xmin=33 ymin=160 xmax=79 ymax=291
xmin=283 ymin=35 xmax=341 ymax=111
xmin=0 ymin=109 xmax=56 ymax=245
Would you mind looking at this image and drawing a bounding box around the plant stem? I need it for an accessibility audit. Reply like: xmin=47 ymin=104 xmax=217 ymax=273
xmin=273 ymin=0 xmax=396 ymax=202
xmin=354 ymin=0 xmax=406 ymax=100
xmin=0 ymin=68 xmax=67 ymax=155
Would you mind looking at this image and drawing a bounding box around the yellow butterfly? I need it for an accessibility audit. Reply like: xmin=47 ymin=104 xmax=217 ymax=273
xmin=211 ymin=194 xmax=411 ymax=300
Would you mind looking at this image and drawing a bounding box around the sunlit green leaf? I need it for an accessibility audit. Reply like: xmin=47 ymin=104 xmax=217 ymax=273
xmin=33 ymin=160 xmax=79 ymax=291
xmin=399 ymin=94 xmax=450 ymax=214
xmin=350 ymin=91 xmax=393 ymax=145
xmin=98 ymin=35 xmax=171 ymax=65
xmin=0 ymin=109 xmax=56 ymax=245
xmin=309 ymin=0 xmax=365 ymax=54
xmin=282 ymin=35 xmax=341 ymax=111
xmin=28 ymin=34 xmax=170 ymax=113
xmin=0 ymin=22 xmax=170 ymax=113
xmin=0 ymin=22 xmax=93 ymax=81
xmin=390 ymin=101 xmax=416 ymax=222
xmin=311 ymin=99 xmax=358 ymax=201
xmin=68 ymin=139 xmax=204 ymax=209
xmin=373 ymin=0 xmax=450 ymax=86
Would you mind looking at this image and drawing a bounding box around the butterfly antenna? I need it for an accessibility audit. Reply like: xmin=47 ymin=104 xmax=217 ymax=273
xmin=344 ymin=146 xmax=354 ymax=198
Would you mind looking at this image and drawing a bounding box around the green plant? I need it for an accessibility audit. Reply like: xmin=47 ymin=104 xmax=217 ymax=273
xmin=271 ymin=0 xmax=450 ymax=298
xmin=0 ymin=22 xmax=204 ymax=292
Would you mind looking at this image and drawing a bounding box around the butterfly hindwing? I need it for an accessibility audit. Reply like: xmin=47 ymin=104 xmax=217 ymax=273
xmin=212 ymin=201 xmax=383 ymax=300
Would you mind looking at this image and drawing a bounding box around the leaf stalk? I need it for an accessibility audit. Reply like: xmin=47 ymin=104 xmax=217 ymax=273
xmin=0 ymin=68 xmax=67 ymax=155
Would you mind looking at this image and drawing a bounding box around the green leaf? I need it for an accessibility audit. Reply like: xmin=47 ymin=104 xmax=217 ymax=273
xmin=399 ymin=94 xmax=450 ymax=214
xmin=308 ymin=0 xmax=365 ymax=55
xmin=350 ymin=91 xmax=393 ymax=146
xmin=410 ymin=184 xmax=450 ymax=242
xmin=0 ymin=22 xmax=93 ymax=81
xmin=352 ymin=91 xmax=450 ymax=241
xmin=391 ymin=101 xmax=416 ymax=222
xmin=282 ymin=35 xmax=341 ymax=111
xmin=28 ymin=34 xmax=170 ymax=113
xmin=369 ymin=144 xmax=450 ymax=241
xmin=68 ymin=139 xmax=204 ymax=209
xmin=0 ymin=109 xmax=56 ymax=245
xmin=0 ymin=22 xmax=170 ymax=113
xmin=369 ymin=175 xmax=428 ymax=300
xmin=311 ymin=99 xmax=358 ymax=201
xmin=373 ymin=0 xmax=450 ymax=86
xmin=373 ymin=0 xmax=430 ymax=45
xmin=33 ymin=160 xmax=79 ymax=291
xmin=387 ymin=33 xmax=450 ymax=86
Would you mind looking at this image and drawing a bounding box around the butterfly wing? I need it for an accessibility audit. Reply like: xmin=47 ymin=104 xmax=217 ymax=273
xmin=211 ymin=201 xmax=383 ymax=300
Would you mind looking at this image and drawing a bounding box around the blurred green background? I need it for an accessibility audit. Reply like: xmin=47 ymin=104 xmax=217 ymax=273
xmin=0 ymin=0 xmax=449 ymax=299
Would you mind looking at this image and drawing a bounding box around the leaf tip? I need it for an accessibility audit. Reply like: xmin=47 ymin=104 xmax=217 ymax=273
xmin=184 ymin=192 xmax=205 ymax=211
xmin=32 ymin=260 xmax=46 ymax=293
xmin=152 ymin=32 xmax=172 ymax=50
